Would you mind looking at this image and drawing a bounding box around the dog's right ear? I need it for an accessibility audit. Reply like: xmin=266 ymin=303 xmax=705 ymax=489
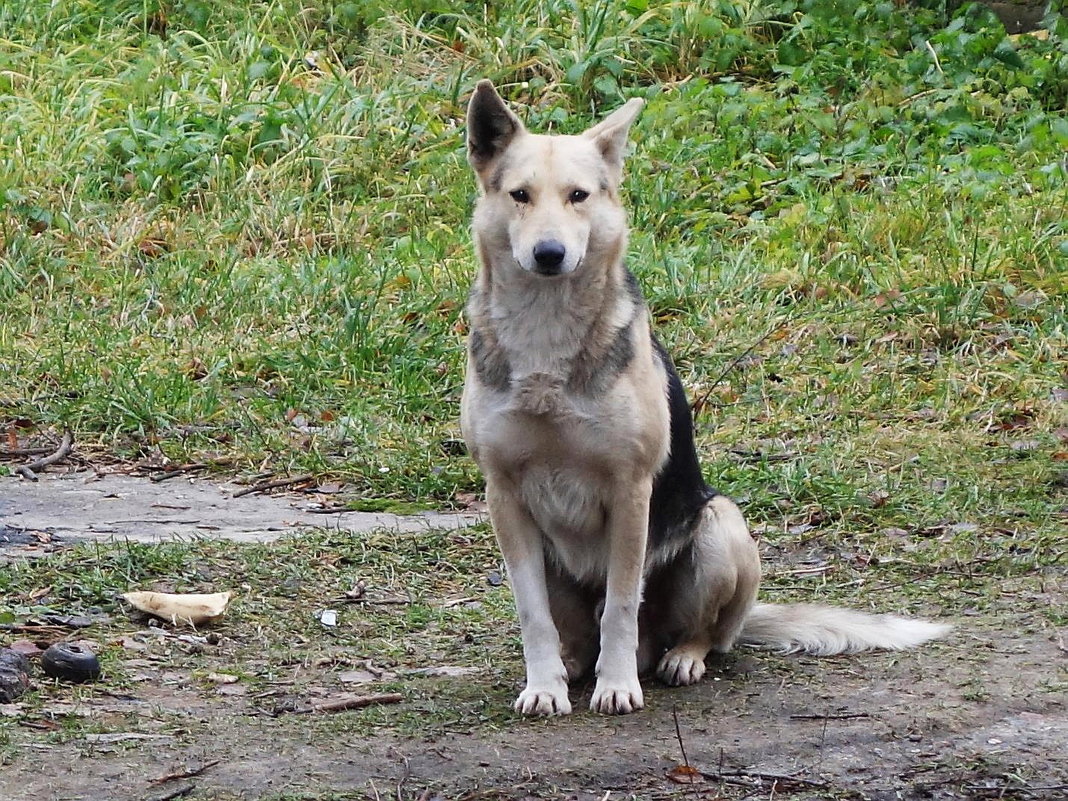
xmin=467 ymin=80 xmax=524 ymax=172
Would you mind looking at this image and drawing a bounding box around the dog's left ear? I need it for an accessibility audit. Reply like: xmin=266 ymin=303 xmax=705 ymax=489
xmin=583 ymin=97 xmax=644 ymax=179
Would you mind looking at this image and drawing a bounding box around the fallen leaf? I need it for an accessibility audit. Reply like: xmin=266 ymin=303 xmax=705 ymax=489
xmin=7 ymin=641 xmax=42 ymax=658
xmin=666 ymin=764 xmax=705 ymax=784
xmin=454 ymin=491 xmax=487 ymax=512
xmin=868 ymin=490 xmax=890 ymax=508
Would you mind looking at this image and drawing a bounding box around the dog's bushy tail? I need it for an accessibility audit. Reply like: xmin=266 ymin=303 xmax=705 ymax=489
xmin=739 ymin=603 xmax=951 ymax=656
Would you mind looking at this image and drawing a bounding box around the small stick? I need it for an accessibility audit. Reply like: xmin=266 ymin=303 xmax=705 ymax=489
xmin=790 ymin=712 xmax=870 ymax=720
xmin=0 ymin=446 xmax=53 ymax=458
xmin=672 ymin=704 xmax=691 ymax=770
xmin=350 ymin=597 xmax=411 ymax=606
xmin=775 ymin=565 xmax=831 ymax=576
xmin=442 ymin=597 xmax=478 ymax=608
xmin=0 ymin=624 xmax=71 ymax=635
xmin=290 ymin=692 xmax=404 ymax=714
xmin=149 ymin=760 xmax=221 ymax=785
xmin=14 ymin=431 xmax=73 ymax=481
xmin=232 ymin=474 xmax=313 ymax=498
xmin=691 ymin=322 xmax=789 ymax=418
xmin=147 ymin=783 xmax=196 ymax=801
xmin=702 ymin=769 xmax=828 ymax=789
xmin=150 ymin=464 xmax=209 ymax=482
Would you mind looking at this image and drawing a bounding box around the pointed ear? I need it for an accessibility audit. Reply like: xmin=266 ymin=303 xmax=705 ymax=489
xmin=582 ymin=97 xmax=644 ymax=178
xmin=467 ymin=80 xmax=525 ymax=173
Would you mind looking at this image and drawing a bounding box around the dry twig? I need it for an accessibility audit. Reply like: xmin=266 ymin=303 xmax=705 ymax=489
xmin=232 ymin=474 xmax=313 ymax=498
xmin=146 ymin=782 xmax=196 ymax=801
xmin=149 ymin=760 xmax=221 ymax=785
xmin=14 ymin=431 xmax=73 ymax=481
xmin=690 ymin=321 xmax=789 ymax=417
xmin=150 ymin=463 xmax=209 ymax=482
xmin=287 ymin=692 xmax=404 ymax=715
xmin=790 ymin=711 xmax=870 ymax=720
xmin=0 ymin=446 xmax=52 ymax=459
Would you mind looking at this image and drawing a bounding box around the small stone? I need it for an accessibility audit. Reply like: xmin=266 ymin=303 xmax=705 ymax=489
xmin=0 ymin=648 xmax=31 ymax=702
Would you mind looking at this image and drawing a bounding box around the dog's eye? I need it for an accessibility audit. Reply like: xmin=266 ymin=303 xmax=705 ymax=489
xmin=569 ymin=189 xmax=590 ymax=204
xmin=509 ymin=189 xmax=530 ymax=204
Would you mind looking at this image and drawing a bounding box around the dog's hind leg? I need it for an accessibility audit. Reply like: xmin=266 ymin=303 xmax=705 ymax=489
xmin=656 ymin=495 xmax=760 ymax=686
xmin=546 ymin=560 xmax=599 ymax=682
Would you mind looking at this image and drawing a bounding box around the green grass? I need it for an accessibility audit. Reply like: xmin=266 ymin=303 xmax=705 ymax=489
xmin=1 ymin=1 xmax=1066 ymax=528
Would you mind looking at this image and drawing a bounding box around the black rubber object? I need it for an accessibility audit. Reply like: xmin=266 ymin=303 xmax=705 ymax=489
xmin=41 ymin=642 xmax=101 ymax=683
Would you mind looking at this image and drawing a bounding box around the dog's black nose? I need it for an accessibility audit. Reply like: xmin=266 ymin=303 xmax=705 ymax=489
xmin=532 ymin=239 xmax=566 ymax=273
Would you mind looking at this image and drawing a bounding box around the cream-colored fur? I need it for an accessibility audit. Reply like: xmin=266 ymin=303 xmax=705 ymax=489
xmin=461 ymin=81 xmax=949 ymax=717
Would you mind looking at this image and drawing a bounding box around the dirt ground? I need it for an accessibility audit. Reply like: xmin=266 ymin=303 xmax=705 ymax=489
xmin=1 ymin=475 xmax=1066 ymax=801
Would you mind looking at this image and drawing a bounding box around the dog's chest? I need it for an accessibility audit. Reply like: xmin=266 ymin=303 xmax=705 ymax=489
xmin=468 ymin=379 xmax=662 ymax=582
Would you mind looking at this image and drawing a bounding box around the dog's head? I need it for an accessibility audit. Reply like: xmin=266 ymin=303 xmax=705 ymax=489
xmin=467 ymin=81 xmax=643 ymax=278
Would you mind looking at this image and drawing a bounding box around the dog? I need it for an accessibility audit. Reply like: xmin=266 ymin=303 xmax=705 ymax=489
xmin=460 ymin=80 xmax=950 ymax=716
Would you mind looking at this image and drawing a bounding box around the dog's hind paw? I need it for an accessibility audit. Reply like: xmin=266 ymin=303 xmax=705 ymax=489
xmin=590 ymin=679 xmax=644 ymax=714
xmin=656 ymin=648 xmax=707 ymax=686
xmin=515 ymin=684 xmax=572 ymax=716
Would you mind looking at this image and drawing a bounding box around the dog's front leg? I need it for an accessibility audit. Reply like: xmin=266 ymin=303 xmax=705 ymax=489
xmin=486 ymin=478 xmax=571 ymax=716
xmin=591 ymin=480 xmax=651 ymax=714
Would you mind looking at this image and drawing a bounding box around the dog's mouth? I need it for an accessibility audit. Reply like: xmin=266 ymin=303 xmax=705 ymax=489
xmin=532 ymin=262 xmax=565 ymax=277
xmin=522 ymin=257 xmax=583 ymax=278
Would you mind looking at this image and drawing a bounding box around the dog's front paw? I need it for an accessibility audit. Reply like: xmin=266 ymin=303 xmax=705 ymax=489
xmin=657 ymin=648 xmax=706 ymax=686
xmin=515 ymin=683 xmax=572 ymax=716
xmin=590 ymin=677 xmax=644 ymax=715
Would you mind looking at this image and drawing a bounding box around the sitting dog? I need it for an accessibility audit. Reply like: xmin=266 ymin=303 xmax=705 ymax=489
xmin=460 ymin=80 xmax=949 ymax=715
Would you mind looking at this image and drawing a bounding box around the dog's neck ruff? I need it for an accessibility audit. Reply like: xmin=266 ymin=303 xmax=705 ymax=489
xmin=470 ymin=254 xmax=638 ymax=397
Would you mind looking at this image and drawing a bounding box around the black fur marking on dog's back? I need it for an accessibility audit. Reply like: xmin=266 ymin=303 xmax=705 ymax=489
xmin=648 ymin=338 xmax=716 ymax=551
xmin=470 ymin=328 xmax=512 ymax=391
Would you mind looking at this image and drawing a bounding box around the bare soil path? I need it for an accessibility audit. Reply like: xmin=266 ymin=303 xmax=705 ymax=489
xmin=1 ymin=472 xmax=1065 ymax=801
xmin=1 ymin=470 xmax=482 ymax=546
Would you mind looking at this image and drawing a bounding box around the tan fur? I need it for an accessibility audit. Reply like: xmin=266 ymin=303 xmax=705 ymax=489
xmin=461 ymin=81 xmax=949 ymax=717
